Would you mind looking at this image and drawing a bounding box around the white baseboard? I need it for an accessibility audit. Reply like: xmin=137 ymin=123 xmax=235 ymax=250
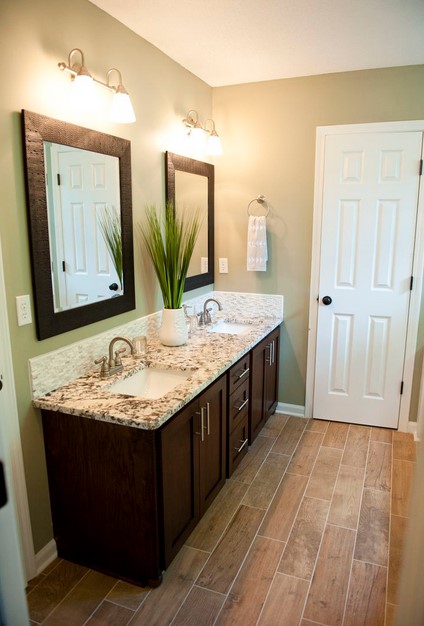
xmin=275 ymin=402 xmax=306 ymax=418
xmin=35 ymin=539 xmax=57 ymax=575
xmin=408 ymin=421 xmax=421 ymax=442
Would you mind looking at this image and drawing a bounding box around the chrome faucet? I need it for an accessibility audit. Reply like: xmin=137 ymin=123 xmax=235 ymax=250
xmin=199 ymin=298 xmax=223 ymax=326
xmin=95 ymin=336 xmax=136 ymax=378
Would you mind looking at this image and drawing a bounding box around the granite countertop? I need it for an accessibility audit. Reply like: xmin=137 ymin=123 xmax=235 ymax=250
xmin=33 ymin=313 xmax=282 ymax=430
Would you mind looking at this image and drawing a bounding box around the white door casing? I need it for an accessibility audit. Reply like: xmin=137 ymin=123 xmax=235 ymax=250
xmin=0 ymin=235 xmax=34 ymax=623
xmin=306 ymin=122 xmax=424 ymax=431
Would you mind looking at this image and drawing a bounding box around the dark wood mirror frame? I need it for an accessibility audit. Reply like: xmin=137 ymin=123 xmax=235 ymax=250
xmin=22 ymin=110 xmax=135 ymax=340
xmin=165 ymin=152 xmax=214 ymax=291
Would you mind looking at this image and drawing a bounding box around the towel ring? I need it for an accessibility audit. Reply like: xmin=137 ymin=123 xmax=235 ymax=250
xmin=247 ymin=194 xmax=270 ymax=217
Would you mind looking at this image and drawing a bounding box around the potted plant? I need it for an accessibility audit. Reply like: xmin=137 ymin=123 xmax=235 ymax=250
xmin=139 ymin=203 xmax=200 ymax=346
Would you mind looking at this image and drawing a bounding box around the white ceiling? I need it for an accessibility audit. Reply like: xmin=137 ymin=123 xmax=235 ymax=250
xmin=89 ymin=0 xmax=424 ymax=87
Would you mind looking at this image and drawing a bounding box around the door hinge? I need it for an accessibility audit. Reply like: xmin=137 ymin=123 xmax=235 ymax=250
xmin=410 ymin=276 xmax=414 ymax=291
xmin=420 ymin=159 xmax=423 ymax=176
xmin=400 ymin=381 xmax=404 ymax=395
xmin=57 ymin=173 xmax=61 ymax=186
xmin=62 ymin=261 xmax=66 ymax=272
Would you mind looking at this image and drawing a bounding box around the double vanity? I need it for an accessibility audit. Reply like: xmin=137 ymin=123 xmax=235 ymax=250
xmin=32 ymin=292 xmax=283 ymax=587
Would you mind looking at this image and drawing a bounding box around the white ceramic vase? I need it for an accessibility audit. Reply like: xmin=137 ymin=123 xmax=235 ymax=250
xmin=159 ymin=307 xmax=188 ymax=347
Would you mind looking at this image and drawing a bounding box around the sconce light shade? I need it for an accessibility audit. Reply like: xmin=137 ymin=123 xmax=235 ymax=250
xmin=190 ymin=125 xmax=207 ymax=151
xmin=58 ymin=50 xmax=136 ymax=124
xmin=207 ymin=129 xmax=223 ymax=156
xmin=182 ymin=110 xmax=223 ymax=156
xmin=71 ymin=73 xmax=96 ymax=109
xmin=109 ymin=84 xmax=136 ymax=124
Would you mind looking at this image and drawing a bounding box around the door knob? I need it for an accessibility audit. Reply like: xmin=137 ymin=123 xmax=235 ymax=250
xmin=322 ymin=296 xmax=332 ymax=305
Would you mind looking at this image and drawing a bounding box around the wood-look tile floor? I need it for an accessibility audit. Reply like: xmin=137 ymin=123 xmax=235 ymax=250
xmin=26 ymin=416 xmax=417 ymax=626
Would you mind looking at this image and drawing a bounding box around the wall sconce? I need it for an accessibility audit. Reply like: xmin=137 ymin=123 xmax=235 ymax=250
xmin=182 ymin=110 xmax=223 ymax=156
xmin=58 ymin=48 xmax=136 ymax=124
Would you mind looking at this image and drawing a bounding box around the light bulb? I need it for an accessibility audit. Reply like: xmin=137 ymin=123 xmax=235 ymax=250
xmin=207 ymin=133 xmax=223 ymax=156
xmin=109 ymin=88 xmax=136 ymax=124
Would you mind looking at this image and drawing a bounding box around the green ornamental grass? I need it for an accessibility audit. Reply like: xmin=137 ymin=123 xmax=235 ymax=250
xmin=98 ymin=206 xmax=123 ymax=288
xmin=139 ymin=203 xmax=200 ymax=309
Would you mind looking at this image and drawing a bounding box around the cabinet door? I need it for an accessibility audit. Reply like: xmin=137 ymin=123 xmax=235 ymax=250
xmin=161 ymin=402 xmax=200 ymax=567
xmin=198 ymin=375 xmax=227 ymax=515
xmin=250 ymin=326 xmax=281 ymax=443
xmin=264 ymin=327 xmax=280 ymax=419
xmin=250 ymin=339 xmax=267 ymax=443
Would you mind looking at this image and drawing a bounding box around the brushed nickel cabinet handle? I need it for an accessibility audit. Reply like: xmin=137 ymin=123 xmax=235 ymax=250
xmin=235 ymin=398 xmax=249 ymax=412
xmin=234 ymin=438 xmax=248 ymax=453
xmin=237 ymin=367 xmax=249 ymax=380
xmin=206 ymin=402 xmax=210 ymax=435
xmin=266 ymin=343 xmax=272 ymax=365
xmin=195 ymin=409 xmax=205 ymax=441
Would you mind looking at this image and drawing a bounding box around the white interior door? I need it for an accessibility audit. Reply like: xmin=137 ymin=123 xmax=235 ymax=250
xmin=314 ymin=131 xmax=423 ymax=427
xmin=52 ymin=147 xmax=121 ymax=310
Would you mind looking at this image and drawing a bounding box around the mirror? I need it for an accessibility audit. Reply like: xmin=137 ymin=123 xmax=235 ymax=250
xmin=165 ymin=152 xmax=214 ymax=291
xmin=22 ymin=110 xmax=135 ymax=340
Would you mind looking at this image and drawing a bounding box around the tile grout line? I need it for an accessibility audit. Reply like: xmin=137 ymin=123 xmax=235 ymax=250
xmin=104 ymin=579 xmax=149 ymax=613
xmin=213 ymin=417 xmax=309 ymax=625
xmin=37 ymin=569 xmax=92 ymax=625
xmin=298 ymin=421 xmax=351 ymax=626
xmin=256 ymin=419 xmax=335 ymax=626
xmin=385 ymin=427 xmax=395 ymax=626
xmin=218 ymin=416 xmax=310 ymax=626
xmin=188 ymin=415 xmax=297 ymax=626
xmin=339 ymin=425 xmax=372 ymax=626
xmin=185 ymin=415 xmax=294 ymax=591
xmin=253 ymin=458 xmax=310 ymax=621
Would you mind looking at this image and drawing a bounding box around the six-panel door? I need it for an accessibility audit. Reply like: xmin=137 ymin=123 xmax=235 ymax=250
xmin=314 ymin=131 xmax=422 ymax=427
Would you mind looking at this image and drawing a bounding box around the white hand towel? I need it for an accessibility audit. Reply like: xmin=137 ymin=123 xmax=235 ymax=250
xmin=247 ymin=215 xmax=268 ymax=271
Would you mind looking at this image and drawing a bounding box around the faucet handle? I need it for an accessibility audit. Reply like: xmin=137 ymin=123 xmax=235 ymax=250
xmin=94 ymin=356 xmax=109 ymax=378
xmin=114 ymin=347 xmax=127 ymax=366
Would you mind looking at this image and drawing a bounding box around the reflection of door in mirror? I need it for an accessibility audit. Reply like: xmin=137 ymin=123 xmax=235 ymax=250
xmin=175 ymin=171 xmax=208 ymax=277
xmin=45 ymin=142 xmax=122 ymax=312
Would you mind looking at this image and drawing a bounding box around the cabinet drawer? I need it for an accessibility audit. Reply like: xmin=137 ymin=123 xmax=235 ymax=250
xmin=228 ymin=355 xmax=250 ymax=395
xmin=228 ymin=378 xmax=249 ymax=431
xmin=227 ymin=415 xmax=249 ymax=476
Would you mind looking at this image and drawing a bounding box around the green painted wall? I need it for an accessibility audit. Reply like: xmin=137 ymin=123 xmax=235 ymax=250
xmin=0 ymin=0 xmax=212 ymax=552
xmin=213 ymin=66 xmax=424 ymax=408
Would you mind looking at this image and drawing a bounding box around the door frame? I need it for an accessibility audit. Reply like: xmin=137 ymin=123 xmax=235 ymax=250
xmin=0 ymin=235 xmax=36 ymax=581
xmin=305 ymin=121 xmax=424 ymax=432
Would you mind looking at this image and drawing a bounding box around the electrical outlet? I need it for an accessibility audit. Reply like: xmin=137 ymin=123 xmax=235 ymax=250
xmin=219 ymin=257 xmax=228 ymax=273
xmin=16 ymin=295 xmax=32 ymax=326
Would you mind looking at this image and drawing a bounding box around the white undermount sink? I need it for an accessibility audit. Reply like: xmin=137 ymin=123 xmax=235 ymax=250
xmin=207 ymin=320 xmax=252 ymax=336
xmin=108 ymin=367 xmax=191 ymax=399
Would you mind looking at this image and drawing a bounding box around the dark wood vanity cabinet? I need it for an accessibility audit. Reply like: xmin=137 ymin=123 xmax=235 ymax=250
xmin=249 ymin=326 xmax=280 ymax=443
xmin=160 ymin=374 xmax=227 ymax=566
xmin=41 ymin=373 xmax=227 ymax=587
xmin=41 ymin=409 xmax=162 ymax=587
xmin=40 ymin=326 xmax=280 ymax=587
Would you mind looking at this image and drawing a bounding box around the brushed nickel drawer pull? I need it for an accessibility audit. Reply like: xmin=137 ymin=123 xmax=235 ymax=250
xmin=266 ymin=342 xmax=272 ymax=365
xmin=194 ymin=409 xmax=204 ymax=441
xmin=206 ymin=402 xmax=210 ymax=435
xmin=235 ymin=398 xmax=249 ymax=412
xmin=200 ymin=407 xmax=205 ymax=441
xmin=237 ymin=367 xmax=249 ymax=380
xmin=234 ymin=438 xmax=248 ymax=453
